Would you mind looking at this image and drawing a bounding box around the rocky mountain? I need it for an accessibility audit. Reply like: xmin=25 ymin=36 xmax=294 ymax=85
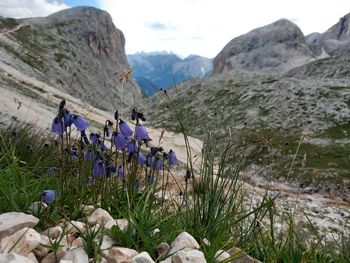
xmin=213 ymin=19 xmax=315 ymax=74
xmin=127 ymin=52 xmax=212 ymax=96
xmin=143 ymin=15 xmax=350 ymax=192
xmin=306 ymin=13 xmax=350 ymax=57
xmin=0 ymin=7 xmax=141 ymax=112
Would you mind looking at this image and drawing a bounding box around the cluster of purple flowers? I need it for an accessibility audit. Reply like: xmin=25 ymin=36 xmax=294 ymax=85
xmin=49 ymin=101 xmax=179 ymax=196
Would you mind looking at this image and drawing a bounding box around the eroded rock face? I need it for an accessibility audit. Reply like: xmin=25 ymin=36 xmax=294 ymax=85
xmin=213 ymin=19 xmax=314 ymax=74
xmin=0 ymin=212 xmax=39 ymax=239
xmin=0 ymin=7 xmax=141 ymax=112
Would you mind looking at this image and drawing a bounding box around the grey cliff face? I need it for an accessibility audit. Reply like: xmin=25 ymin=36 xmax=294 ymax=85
xmin=213 ymin=19 xmax=315 ymax=74
xmin=0 ymin=7 xmax=141 ymax=111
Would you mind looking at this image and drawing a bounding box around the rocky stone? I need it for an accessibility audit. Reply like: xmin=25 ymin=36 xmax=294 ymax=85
xmin=41 ymin=251 xmax=66 ymax=263
xmin=81 ymin=205 xmax=95 ymax=215
xmin=33 ymin=235 xmax=51 ymax=258
xmin=100 ymin=235 xmax=117 ymax=252
xmin=213 ymin=19 xmax=314 ymax=74
xmin=156 ymin=242 xmax=169 ymax=257
xmin=42 ymin=226 xmax=63 ymax=239
xmin=0 ymin=212 xmax=39 ymax=239
xmin=103 ymin=247 xmax=138 ymax=263
xmin=66 ymin=221 xmax=86 ymax=234
xmin=215 ymin=250 xmax=230 ymax=262
xmin=0 ymin=253 xmax=35 ymax=263
xmin=0 ymin=227 xmax=41 ymax=255
xmin=227 ymin=247 xmax=262 ymax=263
xmin=26 ymin=252 xmax=38 ymax=263
xmin=171 ymin=250 xmax=207 ymax=263
xmin=131 ymin=251 xmax=155 ymax=263
xmin=169 ymin=232 xmax=200 ymax=254
xmin=28 ymin=202 xmax=48 ymax=213
xmin=87 ymin=208 xmax=113 ymax=225
xmin=71 ymin=237 xmax=85 ymax=248
xmin=60 ymin=247 xmax=88 ymax=263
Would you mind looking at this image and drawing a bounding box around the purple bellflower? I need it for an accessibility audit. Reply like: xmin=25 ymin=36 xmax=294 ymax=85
xmin=127 ymin=140 xmax=136 ymax=154
xmin=73 ymin=115 xmax=89 ymax=131
xmin=89 ymin=133 xmax=99 ymax=144
xmin=84 ymin=149 xmax=93 ymax=161
xmin=42 ymin=190 xmax=55 ymax=204
xmin=113 ymin=132 xmax=128 ymax=150
xmin=168 ymin=149 xmax=178 ymax=165
xmin=155 ymin=159 xmax=163 ymax=170
xmin=119 ymin=120 xmax=133 ymax=137
xmin=51 ymin=116 xmax=66 ymax=135
xmin=63 ymin=109 xmax=74 ymax=127
xmin=137 ymin=152 xmax=146 ymax=165
xmin=135 ymin=124 xmax=149 ymax=141
xmin=93 ymin=160 xmax=106 ymax=177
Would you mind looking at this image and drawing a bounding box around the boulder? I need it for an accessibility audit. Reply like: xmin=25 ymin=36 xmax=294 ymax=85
xmin=131 ymin=251 xmax=155 ymax=263
xmin=103 ymin=247 xmax=138 ymax=263
xmin=169 ymin=232 xmax=200 ymax=254
xmin=0 ymin=212 xmax=39 ymax=239
xmin=60 ymin=247 xmax=88 ymax=263
xmin=171 ymin=250 xmax=207 ymax=263
xmin=0 ymin=228 xmax=41 ymax=255
xmin=0 ymin=253 xmax=35 ymax=263
xmin=87 ymin=208 xmax=113 ymax=225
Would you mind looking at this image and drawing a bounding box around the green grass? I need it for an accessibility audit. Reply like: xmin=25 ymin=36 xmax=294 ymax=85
xmin=0 ymin=100 xmax=349 ymax=262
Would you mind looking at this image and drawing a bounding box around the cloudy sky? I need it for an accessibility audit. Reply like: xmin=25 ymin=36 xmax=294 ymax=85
xmin=0 ymin=0 xmax=349 ymax=58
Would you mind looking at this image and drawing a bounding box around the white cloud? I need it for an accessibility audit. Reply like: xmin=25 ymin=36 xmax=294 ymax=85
xmin=98 ymin=0 xmax=349 ymax=58
xmin=0 ymin=0 xmax=69 ymax=19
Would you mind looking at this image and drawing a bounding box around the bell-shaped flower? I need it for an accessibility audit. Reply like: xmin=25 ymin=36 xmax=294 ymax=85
xmin=84 ymin=149 xmax=93 ymax=161
xmin=168 ymin=149 xmax=178 ymax=165
xmin=137 ymin=152 xmax=146 ymax=165
xmin=113 ymin=132 xmax=128 ymax=150
xmin=73 ymin=115 xmax=89 ymax=131
xmin=42 ymin=190 xmax=55 ymax=204
xmin=89 ymin=133 xmax=99 ymax=144
xmin=93 ymin=160 xmax=106 ymax=177
xmin=155 ymin=159 xmax=163 ymax=170
xmin=127 ymin=140 xmax=136 ymax=154
xmin=51 ymin=116 xmax=66 ymax=135
xmin=63 ymin=109 xmax=74 ymax=127
xmin=135 ymin=124 xmax=149 ymax=141
xmin=104 ymin=126 xmax=110 ymax=137
xmin=119 ymin=120 xmax=133 ymax=137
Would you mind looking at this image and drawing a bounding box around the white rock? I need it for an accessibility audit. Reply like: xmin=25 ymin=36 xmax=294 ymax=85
xmin=0 ymin=253 xmax=35 ymax=263
xmin=159 ymin=258 xmax=172 ymax=263
xmin=87 ymin=208 xmax=113 ymax=225
xmin=0 ymin=212 xmax=39 ymax=239
xmin=66 ymin=221 xmax=86 ymax=234
xmin=60 ymin=247 xmax=88 ymax=263
xmin=100 ymin=235 xmax=117 ymax=251
xmin=103 ymin=247 xmax=138 ymax=263
xmin=59 ymin=260 xmax=73 ymax=263
xmin=0 ymin=227 xmax=41 ymax=255
xmin=81 ymin=205 xmax=95 ymax=215
xmin=169 ymin=232 xmax=200 ymax=254
xmin=116 ymin=219 xmax=129 ymax=231
xmin=26 ymin=252 xmax=38 ymax=263
xmin=33 ymin=235 xmax=50 ymax=258
xmin=42 ymin=226 xmax=63 ymax=239
xmin=131 ymin=251 xmax=155 ymax=263
xmin=104 ymin=219 xmax=117 ymax=230
xmin=215 ymin=250 xmax=230 ymax=262
xmin=227 ymin=247 xmax=262 ymax=263
xmin=172 ymin=250 xmax=207 ymax=263
xmin=28 ymin=202 xmax=48 ymax=213
xmin=156 ymin=242 xmax=169 ymax=257
xmin=41 ymin=251 xmax=66 ymax=263
xmin=71 ymin=237 xmax=85 ymax=248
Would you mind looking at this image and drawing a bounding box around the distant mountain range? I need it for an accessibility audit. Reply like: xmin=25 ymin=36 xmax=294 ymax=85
xmin=127 ymin=52 xmax=212 ymax=96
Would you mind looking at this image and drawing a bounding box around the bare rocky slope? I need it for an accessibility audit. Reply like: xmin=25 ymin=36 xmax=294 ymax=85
xmin=0 ymin=7 xmax=141 ymax=112
xmin=144 ymin=15 xmax=350 ymax=197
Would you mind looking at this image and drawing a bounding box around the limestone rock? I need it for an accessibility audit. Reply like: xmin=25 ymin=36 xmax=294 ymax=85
xmin=227 ymin=247 xmax=262 ymax=263
xmin=169 ymin=232 xmax=200 ymax=254
xmin=66 ymin=221 xmax=86 ymax=234
xmin=131 ymin=251 xmax=155 ymax=263
xmin=42 ymin=226 xmax=63 ymax=239
xmin=103 ymin=247 xmax=138 ymax=263
xmin=41 ymin=251 xmax=66 ymax=263
xmin=0 ymin=253 xmax=35 ymax=263
xmin=172 ymin=250 xmax=206 ymax=263
xmin=0 ymin=227 xmax=41 ymax=255
xmin=215 ymin=250 xmax=230 ymax=262
xmin=81 ymin=205 xmax=95 ymax=215
xmin=33 ymin=235 xmax=51 ymax=258
xmin=156 ymin=242 xmax=169 ymax=257
xmin=26 ymin=253 xmax=38 ymax=263
xmin=213 ymin=19 xmax=314 ymax=74
xmin=87 ymin=208 xmax=113 ymax=225
xmin=60 ymin=247 xmax=88 ymax=263
xmin=0 ymin=212 xmax=39 ymax=239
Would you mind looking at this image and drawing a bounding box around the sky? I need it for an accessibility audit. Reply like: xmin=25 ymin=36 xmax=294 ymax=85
xmin=0 ymin=0 xmax=349 ymax=58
